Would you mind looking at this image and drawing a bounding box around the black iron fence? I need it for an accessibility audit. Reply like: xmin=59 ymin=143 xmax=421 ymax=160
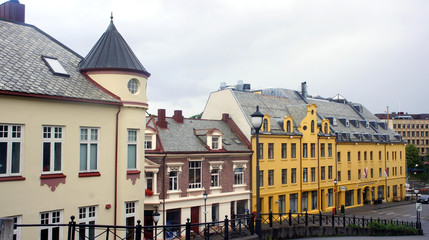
xmin=15 ymin=210 xmax=418 ymax=240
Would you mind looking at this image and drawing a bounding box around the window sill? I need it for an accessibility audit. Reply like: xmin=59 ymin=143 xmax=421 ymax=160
xmin=79 ymin=172 xmax=101 ymax=177
xmin=0 ymin=176 xmax=26 ymax=182
xmin=210 ymin=186 xmax=222 ymax=190
xmin=127 ymin=170 xmax=141 ymax=175
xmin=233 ymin=184 xmax=247 ymax=188
xmin=40 ymin=173 xmax=66 ymax=179
xmin=187 ymin=188 xmax=204 ymax=193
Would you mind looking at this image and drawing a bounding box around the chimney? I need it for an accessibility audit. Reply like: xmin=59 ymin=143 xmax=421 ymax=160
xmin=0 ymin=0 xmax=25 ymax=23
xmin=222 ymin=113 xmax=230 ymax=121
xmin=301 ymin=81 xmax=307 ymax=98
xmin=173 ymin=110 xmax=184 ymax=123
xmin=156 ymin=109 xmax=168 ymax=129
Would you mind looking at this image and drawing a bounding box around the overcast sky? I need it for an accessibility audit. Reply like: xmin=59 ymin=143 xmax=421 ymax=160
xmin=23 ymin=0 xmax=429 ymax=117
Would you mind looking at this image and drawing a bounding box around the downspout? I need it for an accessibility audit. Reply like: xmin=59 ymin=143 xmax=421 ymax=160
xmin=162 ymin=154 xmax=167 ymax=226
xmin=334 ymin=139 xmax=338 ymax=211
xmin=384 ymin=143 xmax=388 ymax=202
xmin=114 ymin=106 xmax=121 ymax=230
xmin=299 ymin=135 xmax=303 ymax=212
xmin=317 ymin=135 xmax=320 ymax=212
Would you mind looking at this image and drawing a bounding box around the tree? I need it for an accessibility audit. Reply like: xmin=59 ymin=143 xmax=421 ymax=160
xmin=406 ymin=144 xmax=422 ymax=170
xmin=190 ymin=112 xmax=203 ymax=119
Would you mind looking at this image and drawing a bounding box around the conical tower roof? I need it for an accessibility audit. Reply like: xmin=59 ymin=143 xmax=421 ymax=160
xmin=79 ymin=18 xmax=150 ymax=76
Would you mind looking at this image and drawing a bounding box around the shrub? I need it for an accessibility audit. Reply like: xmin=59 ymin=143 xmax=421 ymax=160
xmin=368 ymin=221 xmax=418 ymax=235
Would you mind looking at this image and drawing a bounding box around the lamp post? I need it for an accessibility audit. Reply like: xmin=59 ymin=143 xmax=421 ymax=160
xmin=203 ymin=192 xmax=208 ymax=239
xmin=251 ymin=106 xmax=264 ymax=239
xmin=333 ymin=178 xmax=337 ymax=215
xmin=153 ymin=206 xmax=160 ymax=240
xmin=414 ymin=189 xmax=420 ymax=230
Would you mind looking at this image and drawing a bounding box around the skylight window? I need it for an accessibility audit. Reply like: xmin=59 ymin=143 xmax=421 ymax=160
xmin=42 ymin=56 xmax=69 ymax=76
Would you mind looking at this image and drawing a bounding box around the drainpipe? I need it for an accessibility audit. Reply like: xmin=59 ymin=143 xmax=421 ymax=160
xmin=162 ymin=154 xmax=167 ymax=226
xmin=299 ymin=136 xmax=303 ymax=212
xmin=114 ymin=106 xmax=121 ymax=231
xmin=317 ymin=135 xmax=320 ymax=212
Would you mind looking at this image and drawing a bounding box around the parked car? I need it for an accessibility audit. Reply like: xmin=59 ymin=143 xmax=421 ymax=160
xmin=417 ymin=195 xmax=429 ymax=204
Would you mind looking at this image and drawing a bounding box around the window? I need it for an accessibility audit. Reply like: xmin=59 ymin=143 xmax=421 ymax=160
xmin=358 ymin=151 xmax=361 ymax=161
xmin=320 ymin=143 xmax=325 ymax=157
xmin=281 ymin=169 xmax=287 ymax=184
xmin=169 ymin=171 xmax=178 ymax=191
xmin=328 ymin=143 xmax=332 ymax=157
xmin=80 ymin=128 xmax=98 ymax=172
xmin=301 ymin=192 xmax=308 ymax=212
xmin=358 ymin=169 xmax=361 ymax=179
xmin=78 ymin=206 xmax=96 ymax=240
xmin=291 ymin=143 xmax=296 ymax=158
xmin=144 ymin=135 xmax=152 ymax=150
xmin=234 ymin=167 xmax=244 ymax=185
xmin=337 ymin=171 xmax=341 ymax=181
xmin=337 ymin=152 xmax=341 ymax=162
xmin=345 ymin=190 xmax=354 ymax=207
xmin=328 ymin=166 xmax=332 ymax=179
xmin=259 ymin=170 xmax=264 ymax=187
xmin=0 ymin=124 xmax=23 ymax=176
xmin=364 ymin=151 xmax=367 ymax=160
xmin=328 ymin=189 xmax=333 ymax=207
xmin=278 ymin=195 xmax=285 ymax=213
xmin=370 ymin=151 xmax=373 ymax=160
xmin=311 ymin=143 xmax=315 ymax=158
xmin=212 ymin=136 xmax=220 ymax=150
xmin=125 ymin=202 xmax=136 ymax=240
xmin=311 ymin=120 xmax=315 ymax=133
xmin=324 ymin=123 xmax=328 ymax=133
xmin=379 ymin=151 xmax=382 ymax=160
xmin=303 ymin=168 xmax=308 ymax=182
xmin=42 ymin=56 xmax=69 ymax=76
xmin=321 ymin=166 xmax=325 ymax=180
xmin=258 ymin=143 xmax=263 ymax=159
xmin=146 ymin=172 xmax=153 ymax=190
xmin=379 ymin=168 xmax=382 ymax=178
xmin=42 ymin=126 xmax=63 ymax=173
xmin=311 ymin=191 xmax=317 ymax=210
xmin=263 ymin=119 xmax=268 ymax=132
xmin=10 ymin=215 xmax=21 ymax=240
xmin=311 ymin=167 xmax=315 ymax=182
xmin=268 ymin=143 xmax=274 ymax=159
xmin=371 ymin=168 xmax=373 ymax=178
xmin=127 ymin=78 xmax=139 ymax=94
xmin=189 ymin=161 xmax=202 ymax=189
xmin=211 ymin=169 xmax=219 ymax=187
xmin=40 ymin=210 xmax=62 ymax=240
xmin=387 ymin=151 xmax=389 ymax=160
xmin=127 ymin=130 xmax=138 ymax=169
xmin=347 ymin=151 xmax=351 ymax=161
xmin=393 ymin=185 xmax=397 ymax=197
xmin=290 ymin=193 xmax=298 ymax=213
xmin=286 ymin=120 xmax=291 ymax=133
xmin=348 ymin=170 xmax=351 ymax=180
xmin=357 ymin=189 xmax=362 ymax=204
xmin=281 ymin=143 xmax=287 ymax=159
xmin=268 ymin=170 xmax=274 ymax=186
xmin=291 ymin=168 xmax=296 ymax=183
xmin=303 ymin=143 xmax=308 ymax=158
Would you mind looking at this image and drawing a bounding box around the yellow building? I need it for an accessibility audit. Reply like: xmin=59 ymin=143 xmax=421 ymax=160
xmin=0 ymin=2 xmax=149 ymax=239
xmin=203 ymin=82 xmax=406 ymax=215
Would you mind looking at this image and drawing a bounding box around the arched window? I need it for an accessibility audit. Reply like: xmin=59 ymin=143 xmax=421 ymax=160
xmin=263 ymin=119 xmax=268 ymax=132
xmin=324 ymin=123 xmax=328 ymax=134
xmin=311 ymin=120 xmax=315 ymax=133
xmin=287 ymin=120 xmax=291 ymax=133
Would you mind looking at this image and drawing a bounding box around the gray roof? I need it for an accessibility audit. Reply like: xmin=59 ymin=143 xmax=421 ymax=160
xmin=231 ymin=89 xmax=404 ymax=143
xmin=0 ymin=19 xmax=120 ymax=103
xmin=78 ymin=20 xmax=150 ymax=76
xmin=147 ymin=117 xmax=251 ymax=153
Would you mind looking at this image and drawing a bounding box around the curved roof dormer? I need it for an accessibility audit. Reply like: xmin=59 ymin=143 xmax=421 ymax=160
xmin=78 ymin=17 xmax=150 ymax=77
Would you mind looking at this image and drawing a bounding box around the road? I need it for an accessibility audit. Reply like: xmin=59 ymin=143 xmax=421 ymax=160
xmin=302 ymin=201 xmax=428 ymax=239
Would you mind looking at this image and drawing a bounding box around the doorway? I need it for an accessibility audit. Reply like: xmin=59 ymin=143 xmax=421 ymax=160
xmin=191 ymin=206 xmax=200 ymax=234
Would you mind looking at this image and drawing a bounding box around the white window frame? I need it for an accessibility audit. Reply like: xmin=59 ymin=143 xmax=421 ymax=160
xmin=79 ymin=128 xmax=99 ymax=172
xmin=42 ymin=126 xmax=64 ymax=173
xmin=233 ymin=161 xmax=247 ymax=186
xmin=78 ymin=206 xmax=97 ymax=239
xmin=127 ymin=129 xmax=138 ymax=170
xmin=167 ymin=163 xmax=183 ymax=192
xmin=40 ymin=210 xmax=63 ymax=240
xmin=0 ymin=124 xmax=23 ymax=176
xmin=211 ymin=168 xmax=220 ymax=187
xmin=169 ymin=171 xmax=179 ymax=191
xmin=144 ymin=129 xmax=156 ymax=150
xmin=7 ymin=215 xmax=21 ymax=240
xmin=207 ymin=130 xmax=223 ymax=150
xmin=189 ymin=161 xmax=202 ymax=189
xmin=145 ymin=172 xmax=153 ymax=190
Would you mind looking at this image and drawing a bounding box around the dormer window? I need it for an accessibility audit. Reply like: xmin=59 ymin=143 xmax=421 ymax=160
xmin=207 ymin=129 xmax=223 ymax=150
xmin=263 ymin=119 xmax=268 ymax=132
xmin=144 ymin=129 xmax=156 ymax=150
xmin=333 ymin=118 xmax=338 ymax=126
xmin=42 ymin=56 xmax=69 ymax=77
xmin=287 ymin=121 xmax=291 ymax=132
xmin=345 ymin=120 xmax=350 ymax=127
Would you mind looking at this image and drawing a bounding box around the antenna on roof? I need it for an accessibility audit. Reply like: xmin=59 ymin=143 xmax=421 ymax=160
xmin=110 ymin=12 xmax=113 ymax=22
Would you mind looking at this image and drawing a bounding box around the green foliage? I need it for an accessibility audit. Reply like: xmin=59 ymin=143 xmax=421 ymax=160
xmin=346 ymin=224 xmax=360 ymax=229
xmin=368 ymin=221 xmax=418 ymax=235
xmin=406 ymin=144 xmax=422 ymax=169
xmin=190 ymin=112 xmax=203 ymax=119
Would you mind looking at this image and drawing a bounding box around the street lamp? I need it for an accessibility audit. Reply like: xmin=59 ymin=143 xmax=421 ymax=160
xmin=203 ymin=192 xmax=208 ymax=239
xmin=333 ymin=178 xmax=337 ymax=215
xmin=153 ymin=206 xmax=160 ymax=240
xmin=251 ymin=106 xmax=264 ymax=239
xmin=414 ymin=189 xmax=420 ymax=230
